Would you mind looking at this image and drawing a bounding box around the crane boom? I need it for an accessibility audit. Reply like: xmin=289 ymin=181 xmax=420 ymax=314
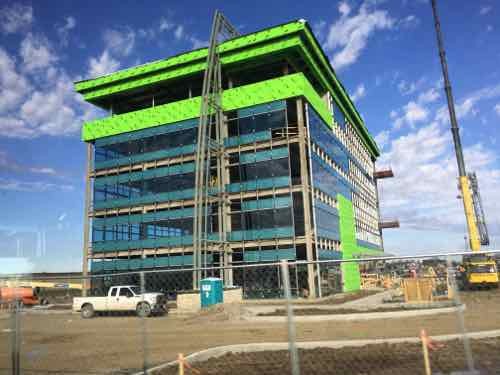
xmin=430 ymin=0 xmax=484 ymax=251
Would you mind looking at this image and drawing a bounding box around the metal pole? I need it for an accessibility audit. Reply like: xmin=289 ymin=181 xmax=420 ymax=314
xmin=10 ymin=299 xmax=21 ymax=375
xmin=446 ymin=256 xmax=475 ymax=372
xmin=82 ymin=143 xmax=92 ymax=297
xmin=140 ymin=271 xmax=149 ymax=374
xmin=280 ymin=260 xmax=300 ymax=375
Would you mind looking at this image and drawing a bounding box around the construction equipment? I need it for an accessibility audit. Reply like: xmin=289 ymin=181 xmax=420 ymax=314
xmin=0 ymin=287 xmax=38 ymax=306
xmin=192 ymin=11 xmax=239 ymax=289
xmin=457 ymin=255 xmax=499 ymax=290
xmin=430 ymin=0 xmax=498 ymax=288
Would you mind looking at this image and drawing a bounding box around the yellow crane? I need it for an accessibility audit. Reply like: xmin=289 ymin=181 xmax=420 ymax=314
xmin=431 ymin=0 xmax=498 ymax=289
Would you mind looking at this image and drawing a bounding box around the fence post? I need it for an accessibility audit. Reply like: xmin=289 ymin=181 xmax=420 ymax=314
xmin=140 ymin=271 xmax=149 ymax=374
xmin=280 ymin=260 xmax=300 ymax=375
xmin=446 ymin=256 xmax=475 ymax=372
xmin=10 ymin=299 xmax=21 ymax=375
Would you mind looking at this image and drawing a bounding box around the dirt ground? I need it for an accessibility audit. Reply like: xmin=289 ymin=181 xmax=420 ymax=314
xmin=0 ymin=289 xmax=499 ymax=374
xmin=257 ymin=304 xmax=453 ymax=316
xmin=244 ymin=289 xmax=379 ymax=306
xmin=160 ymin=338 xmax=500 ymax=375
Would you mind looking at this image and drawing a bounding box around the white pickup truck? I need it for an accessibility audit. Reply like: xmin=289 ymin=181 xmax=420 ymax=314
xmin=73 ymin=285 xmax=167 ymax=318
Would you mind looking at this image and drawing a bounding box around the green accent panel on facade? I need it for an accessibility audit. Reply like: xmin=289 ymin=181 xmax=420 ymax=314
xmin=337 ymin=194 xmax=384 ymax=292
xmin=337 ymin=194 xmax=361 ymax=292
xmin=82 ymin=96 xmax=201 ymax=141
xmin=82 ymin=73 xmax=332 ymax=142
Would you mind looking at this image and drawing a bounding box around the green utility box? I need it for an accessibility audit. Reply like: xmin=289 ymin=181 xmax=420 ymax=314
xmin=200 ymin=278 xmax=223 ymax=308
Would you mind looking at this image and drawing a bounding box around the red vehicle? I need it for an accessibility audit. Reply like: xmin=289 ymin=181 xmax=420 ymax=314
xmin=0 ymin=287 xmax=38 ymax=306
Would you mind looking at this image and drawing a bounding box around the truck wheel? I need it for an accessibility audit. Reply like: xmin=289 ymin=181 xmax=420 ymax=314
xmin=81 ymin=304 xmax=94 ymax=319
xmin=136 ymin=302 xmax=151 ymax=318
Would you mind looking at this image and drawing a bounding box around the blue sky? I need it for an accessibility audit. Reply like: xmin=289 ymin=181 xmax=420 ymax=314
xmin=0 ymin=0 xmax=499 ymax=272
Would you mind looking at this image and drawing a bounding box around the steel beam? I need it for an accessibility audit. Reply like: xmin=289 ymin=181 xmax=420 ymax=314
xmin=296 ymin=98 xmax=317 ymax=298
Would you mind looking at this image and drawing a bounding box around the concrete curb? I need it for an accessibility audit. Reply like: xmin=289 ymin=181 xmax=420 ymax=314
xmin=246 ymin=305 xmax=464 ymax=322
xmin=133 ymin=329 xmax=500 ymax=375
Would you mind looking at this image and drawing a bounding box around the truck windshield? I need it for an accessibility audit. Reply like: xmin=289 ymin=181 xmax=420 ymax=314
xmin=470 ymin=265 xmax=496 ymax=273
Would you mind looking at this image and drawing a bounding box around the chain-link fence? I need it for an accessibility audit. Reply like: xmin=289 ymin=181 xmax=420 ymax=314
xmin=2 ymin=250 xmax=500 ymax=374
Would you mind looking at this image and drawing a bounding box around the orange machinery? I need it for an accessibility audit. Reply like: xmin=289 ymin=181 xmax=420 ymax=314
xmin=0 ymin=287 xmax=38 ymax=306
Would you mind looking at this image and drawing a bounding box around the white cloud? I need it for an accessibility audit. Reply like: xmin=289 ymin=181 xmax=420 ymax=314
xmin=313 ymin=20 xmax=327 ymax=41
xmin=486 ymin=25 xmax=493 ymax=32
xmin=480 ymin=5 xmax=492 ymax=15
xmin=174 ymin=25 xmax=184 ymax=40
xmin=378 ymin=121 xmax=500 ymax=235
xmin=338 ymin=1 xmax=351 ymax=16
xmin=56 ymin=16 xmax=76 ymax=46
xmin=0 ymin=38 xmax=103 ymax=139
xmin=494 ymin=103 xmax=500 ymax=116
xmin=0 ymin=151 xmax=58 ymax=176
xmin=374 ymin=130 xmax=389 ymax=149
xmin=103 ymin=27 xmax=136 ymax=57
xmin=0 ymin=3 xmax=33 ymax=34
xmin=398 ymin=15 xmax=420 ymax=29
xmin=324 ymin=0 xmax=395 ymax=70
xmin=397 ymin=76 xmax=426 ymax=96
xmin=393 ymin=101 xmax=428 ymax=129
xmin=19 ymin=33 xmax=58 ymax=72
xmin=87 ymin=50 xmax=120 ymax=79
xmin=159 ymin=17 xmax=174 ymax=32
xmin=417 ymin=87 xmax=440 ymax=104
xmin=20 ymin=76 xmax=79 ymax=136
xmin=189 ymin=37 xmax=207 ymax=49
xmin=350 ymin=83 xmax=366 ymax=101
xmin=435 ymin=83 xmax=500 ymax=124
xmin=0 ymin=47 xmax=31 ymax=112
xmin=378 ymin=80 xmax=500 ymax=238
xmin=0 ymin=177 xmax=74 ymax=193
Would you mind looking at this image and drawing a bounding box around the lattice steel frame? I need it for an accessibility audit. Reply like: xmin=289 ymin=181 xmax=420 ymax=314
xmin=193 ymin=11 xmax=239 ymax=289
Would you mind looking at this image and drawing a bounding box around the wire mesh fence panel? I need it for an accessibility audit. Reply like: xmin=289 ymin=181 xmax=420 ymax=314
xmin=1 ymin=251 xmax=500 ymax=374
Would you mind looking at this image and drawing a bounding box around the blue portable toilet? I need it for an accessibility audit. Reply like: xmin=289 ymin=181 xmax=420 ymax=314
xmin=200 ymin=277 xmax=223 ymax=308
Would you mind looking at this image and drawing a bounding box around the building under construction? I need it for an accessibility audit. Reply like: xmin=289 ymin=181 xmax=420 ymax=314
xmin=75 ymin=19 xmax=389 ymax=297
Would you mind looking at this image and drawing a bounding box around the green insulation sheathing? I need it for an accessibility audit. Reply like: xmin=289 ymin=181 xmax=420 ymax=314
xmin=82 ymin=72 xmax=331 ymax=141
xmin=75 ymin=22 xmax=304 ymax=92
xmin=337 ymin=194 xmax=361 ymax=292
xmin=74 ymin=20 xmax=379 ymax=157
xmin=337 ymin=194 xmax=383 ymax=292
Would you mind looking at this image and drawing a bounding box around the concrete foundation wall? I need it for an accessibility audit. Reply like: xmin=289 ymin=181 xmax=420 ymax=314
xmin=176 ymin=287 xmax=243 ymax=312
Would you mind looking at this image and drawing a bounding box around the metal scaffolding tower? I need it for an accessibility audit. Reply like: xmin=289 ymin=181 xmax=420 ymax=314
xmin=193 ymin=10 xmax=239 ymax=289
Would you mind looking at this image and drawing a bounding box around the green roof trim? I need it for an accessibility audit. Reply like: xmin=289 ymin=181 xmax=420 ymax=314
xmin=79 ymin=36 xmax=302 ymax=102
xmin=76 ymin=20 xmax=379 ymax=157
xmin=74 ymin=22 xmax=303 ymax=92
xmin=83 ymin=72 xmax=332 ymax=141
